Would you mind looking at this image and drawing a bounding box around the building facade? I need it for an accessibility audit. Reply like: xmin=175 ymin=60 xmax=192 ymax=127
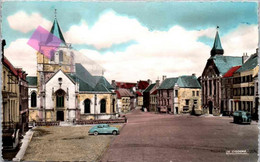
xmin=28 ymin=16 xmax=117 ymax=122
xmin=2 ymin=39 xmax=29 ymax=148
xmin=232 ymin=52 xmax=258 ymax=119
xmin=115 ymin=88 xmax=134 ymax=113
xmin=201 ymin=29 xmax=242 ymax=115
xmin=157 ymin=75 xmax=201 ymax=114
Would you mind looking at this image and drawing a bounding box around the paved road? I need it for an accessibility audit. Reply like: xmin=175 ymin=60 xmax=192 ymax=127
xmin=102 ymin=110 xmax=258 ymax=162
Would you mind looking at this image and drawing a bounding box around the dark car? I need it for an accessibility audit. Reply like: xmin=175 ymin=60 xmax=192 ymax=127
xmin=233 ymin=111 xmax=251 ymax=124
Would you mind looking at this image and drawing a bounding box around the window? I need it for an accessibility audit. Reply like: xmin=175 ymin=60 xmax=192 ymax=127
xmin=185 ymin=99 xmax=189 ymax=106
xmin=175 ymin=90 xmax=178 ymax=97
xmin=50 ymin=50 xmax=55 ymax=61
xmin=31 ymin=92 xmax=37 ymax=107
xmin=167 ymin=90 xmax=169 ymax=97
xmin=100 ymin=99 xmax=106 ymax=113
xmin=59 ymin=50 xmax=63 ymax=62
xmin=84 ymin=99 xmax=91 ymax=113
xmin=56 ymin=89 xmax=65 ymax=107
xmin=194 ymin=100 xmax=197 ymax=105
xmin=3 ymin=71 xmax=5 ymax=90
xmin=196 ymin=91 xmax=199 ymax=96
xmin=56 ymin=95 xmax=64 ymax=107
xmin=192 ymin=91 xmax=195 ymax=96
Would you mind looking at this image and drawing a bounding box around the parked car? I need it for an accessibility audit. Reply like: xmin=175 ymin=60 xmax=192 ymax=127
xmin=233 ymin=111 xmax=251 ymax=124
xmin=88 ymin=124 xmax=119 ymax=135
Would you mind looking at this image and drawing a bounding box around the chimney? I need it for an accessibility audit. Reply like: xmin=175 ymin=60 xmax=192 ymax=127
xmin=147 ymin=79 xmax=152 ymax=84
xmin=111 ymin=80 xmax=116 ymax=88
xmin=242 ymin=53 xmax=249 ymax=64
xmin=156 ymin=80 xmax=160 ymax=87
xmin=192 ymin=73 xmax=196 ymax=77
xmin=256 ymin=48 xmax=258 ymax=54
xmin=162 ymin=75 xmax=167 ymax=81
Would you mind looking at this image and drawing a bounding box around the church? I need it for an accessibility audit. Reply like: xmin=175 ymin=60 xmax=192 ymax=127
xmin=27 ymin=14 xmax=117 ymax=122
xmin=201 ymin=27 xmax=243 ymax=115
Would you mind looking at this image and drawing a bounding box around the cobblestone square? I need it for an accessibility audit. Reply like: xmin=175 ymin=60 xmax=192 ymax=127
xmin=22 ymin=125 xmax=122 ymax=161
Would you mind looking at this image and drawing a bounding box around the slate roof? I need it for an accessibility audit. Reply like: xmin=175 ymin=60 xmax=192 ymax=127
xmin=236 ymin=53 xmax=258 ymax=73
xmin=93 ymin=76 xmax=114 ymax=90
xmin=68 ymin=63 xmax=113 ymax=92
xmin=158 ymin=75 xmax=201 ymax=90
xmin=177 ymin=76 xmax=201 ymax=88
xmin=144 ymin=83 xmax=156 ymax=93
xmin=223 ymin=66 xmax=241 ymax=78
xmin=212 ymin=31 xmax=223 ymax=51
xmin=211 ymin=55 xmax=242 ymax=75
xmin=26 ymin=76 xmax=37 ymax=86
xmin=158 ymin=78 xmax=178 ymax=90
xmin=46 ymin=18 xmax=66 ymax=44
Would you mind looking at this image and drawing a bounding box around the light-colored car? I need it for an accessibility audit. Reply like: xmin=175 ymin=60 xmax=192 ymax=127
xmin=88 ymin=124 xmax=119 ymax=135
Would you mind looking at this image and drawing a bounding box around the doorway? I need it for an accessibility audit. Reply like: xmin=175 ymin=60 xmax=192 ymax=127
xmin=57 ymin=111 xmax=64 ymax=121
xmin=209 ymin=101 xmax=213 ymax=114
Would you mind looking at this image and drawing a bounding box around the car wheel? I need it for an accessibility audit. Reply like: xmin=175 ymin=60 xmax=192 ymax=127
xmin=94 ymin=131 xmax=98 ymax=136
xmin=112 ymin=130 xmax=117 ymax=135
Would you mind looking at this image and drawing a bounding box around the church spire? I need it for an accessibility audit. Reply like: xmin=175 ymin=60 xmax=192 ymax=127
xmin=46 ymin=9 xmax=66 ymax=44
xmin=211 ymin=26 xmax=224 ymax=57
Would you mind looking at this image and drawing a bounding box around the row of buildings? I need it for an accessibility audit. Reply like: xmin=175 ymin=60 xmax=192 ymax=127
xmin=2 ymin=39 xmax=29 ymax=149
xmin=201 ymin=29 xmax=259 ymax=119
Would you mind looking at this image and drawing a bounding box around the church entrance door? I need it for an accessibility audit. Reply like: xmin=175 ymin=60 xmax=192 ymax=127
xmin=209 ymin=101 xmax=213 ymax=114
xmin=57 ymin=111 xmax=64 ymax=121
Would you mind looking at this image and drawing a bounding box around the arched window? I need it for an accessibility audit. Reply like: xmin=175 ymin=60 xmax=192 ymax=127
xmin=100 ymin=99 xmax=106 ymax=113
xmin=50 ymin=50 xmax=55 ymax=61
xmin=59 ymin=50 xmax=63 ymax=62
xmin=31 ymin=92 xmax=37 ymax=107
xmin=84 ymin=99 xmax=91 ymax=113
xmin=56 ymin=89 xmax=65 ymax=107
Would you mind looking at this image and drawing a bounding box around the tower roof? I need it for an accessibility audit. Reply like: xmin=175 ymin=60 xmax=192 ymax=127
xmin=49 ymin=18 xmax=66 ymax=43
xmin=46 ymin=9 xmax=66 ymax=45
xmin=211 ymin=27 xmax=224 ymax=56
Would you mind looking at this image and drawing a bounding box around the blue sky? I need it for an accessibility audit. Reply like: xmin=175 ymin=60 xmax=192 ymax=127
xmin=2 ymin=1 xmax=258 ymax=82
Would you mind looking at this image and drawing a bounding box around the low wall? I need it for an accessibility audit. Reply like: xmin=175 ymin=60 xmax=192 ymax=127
xmin=76 ymin=118 xmax=127 ymax=125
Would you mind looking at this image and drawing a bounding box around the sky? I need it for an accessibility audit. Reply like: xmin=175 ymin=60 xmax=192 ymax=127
xmin=2 ymin=1 xmax=258 ymax=83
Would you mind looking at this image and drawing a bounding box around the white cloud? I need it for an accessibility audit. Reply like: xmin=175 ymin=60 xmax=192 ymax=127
xmin=7 ymin=11 xmax=52 ymax=33
xmin=65 ymin=10 xmax=148 ymax=49
xmin=222 ymin=24 xmax=258 ymax=56
xmin=77 ymin=21 xmax=257 ymax=82
xmin=5 ymin=10 xmax=257 ymax=83
xmin=5 ymin=39 xmax=37 ymax=76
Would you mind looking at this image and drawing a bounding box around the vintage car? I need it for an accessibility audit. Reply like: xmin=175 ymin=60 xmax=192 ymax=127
xmin=88 ymin=124 xmax=119 ymax=135
xmin=233 ymin=111 xmax=251 ymax=124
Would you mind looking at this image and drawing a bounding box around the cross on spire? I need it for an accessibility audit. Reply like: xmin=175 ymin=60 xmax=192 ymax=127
xmin=54 ymin=9 xmax=57 ymax=19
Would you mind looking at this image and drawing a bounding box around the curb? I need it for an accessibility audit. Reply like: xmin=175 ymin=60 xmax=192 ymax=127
xmin=12 ymin=128 xmax=35 ymax=161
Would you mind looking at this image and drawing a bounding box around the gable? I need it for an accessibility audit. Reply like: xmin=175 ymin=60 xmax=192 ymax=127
xmin=46 ymin=70 xmax=75 ymax=86
xmin=201 ymin=59 xmax=220 ymax=78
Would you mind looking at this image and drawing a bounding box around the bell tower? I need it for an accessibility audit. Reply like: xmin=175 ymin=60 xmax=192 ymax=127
xmin=36 ymin=9 xmax=75 ymax=121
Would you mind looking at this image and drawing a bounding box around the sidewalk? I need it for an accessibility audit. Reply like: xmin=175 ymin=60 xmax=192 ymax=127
xmin=13 ymin=129 xmax=34 ymax=161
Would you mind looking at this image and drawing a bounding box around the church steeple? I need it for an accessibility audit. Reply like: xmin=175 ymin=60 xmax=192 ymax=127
xmin=211 ymin=26 xmax=224 ymax=57
xmin=46 ymin=9 xmax=66 ymax=44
